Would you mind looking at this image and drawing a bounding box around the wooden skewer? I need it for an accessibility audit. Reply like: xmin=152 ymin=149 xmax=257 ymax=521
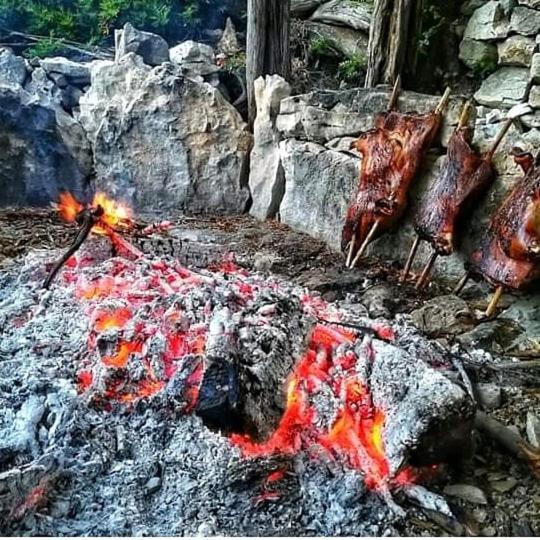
xmin=346 ymin=236 xmax=356 ymax=267
xmin=485 ymin=285 xmax=504 ymax=318
xmin=401 ymin=235 xmax=421 ymax=285
xmin=453 ymin=271 xmax=471 ymax=296
xmin=458 ymin=101 xmax=472 ymax=128
xmin=415 ymin=251 xmax=438 ymax=290
xmin=435 ymin=87 xmax=452 ymax=115
xmin=487 ymin=117 xmax=514 ymax=160
xmin=387 ymin=74 xmax=401 ymax=111
xmin=350 ymin=219 xmax=381 ymax=268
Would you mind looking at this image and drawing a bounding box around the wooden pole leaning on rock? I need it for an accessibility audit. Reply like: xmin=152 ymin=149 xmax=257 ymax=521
xmin=485 ymin=285 xmax=504 ymax=318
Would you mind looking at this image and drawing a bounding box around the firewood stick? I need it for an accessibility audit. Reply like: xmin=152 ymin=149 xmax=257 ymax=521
xmin=475 ymin=411 xmax=540 ymax=478
xmin=349 ymin=219 xmax=381 ymax=268
xmin=401 ymin=235 xmax=421 ymax=284
xmin=485 ymin=285 xmax=504 ymax=318
xmin=387 ymin=74 xmax=401 ymax=111
xmin=415 ymin=251 xmax=438 ymax=290
xmin=453 ymin=271 xmax=471 ymax=296
xmin=346 ymin=236 xmax=356 ymax=267
xmin=435 ymin=87 xmax=452 ymax=115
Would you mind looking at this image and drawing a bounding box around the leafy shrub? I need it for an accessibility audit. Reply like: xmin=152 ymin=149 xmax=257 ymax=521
xmin=338 ymin=53 xmax=365 ymax=82
xmin=0 ymin=0 xmax=243 ymax=57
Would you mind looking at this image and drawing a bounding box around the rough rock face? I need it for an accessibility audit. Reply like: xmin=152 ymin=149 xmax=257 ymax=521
xmin=303 ymin=21 xmax=369 ymax=59
xmin=116 ymin=23 xmax=170 ymax=66
xmin=459 ymin=39 xmax=498 ymax=73
xmin=310 ymin=0 xmax=372 ymax=32
xmin=0 ymin=50 xmax=92 ymax=207
xmin=249 ymin=75 xmax=292 ymax=220
xmin=78 ymin=53 xmax=252 ymax=215
xmin=497 ymin=35 xmax=536 ymax=66
xmin=291 ymin=0 xmax=326 ymax=15
xmin=474 ymin=67 xmax=530 ymax=107
xmin=463 ymin=1 xmax=510 ymax=40
xmin=279 ymin=139 xmax=359 ymax=248
xmin=169 ymin=40 xmax=220 ymax=87
xmin=39 ymin=57 xmax=92 ymax=86
xmin=0 ymin=49 xmax=28 ymax=89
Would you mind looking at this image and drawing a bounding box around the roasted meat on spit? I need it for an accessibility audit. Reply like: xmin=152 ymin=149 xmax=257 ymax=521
xmin=343 ymin=82 xmax=451 ymax=268
xmin=467 ymin=150 xmax=540 ymax=317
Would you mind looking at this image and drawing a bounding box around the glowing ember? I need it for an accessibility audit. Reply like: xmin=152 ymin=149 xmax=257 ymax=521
xmin=231 ymin=324 xmax=409 ymax=491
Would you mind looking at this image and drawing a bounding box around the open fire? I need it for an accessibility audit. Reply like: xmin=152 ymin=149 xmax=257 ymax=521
xmin=0 ymin=192 xmax=475 ymax=535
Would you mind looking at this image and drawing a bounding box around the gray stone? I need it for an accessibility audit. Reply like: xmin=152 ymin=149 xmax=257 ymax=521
xmin=291 ymin=0 xmax=326 ymax=15
xmin=476 ymin=383 xmax=503 ymax=409
xmin=40 ymin=57 xmax=91 ymax=86
xmin=463 ymin=1 xmax=510 ymax=41
xmin=310 ymin=0 xmax=373 ymax=32
xmin=249 ymin=75 xmax=292 ymax=220
xmin=278 ymin=139 xmax=359 ymax=248
xmin=459 ymin=38 xmax=498 ymax=72
xmin=510 ymin=6 xmax=540 ymax=35
xmin=497 ymin=35 xmax=536 ymax=66
xmin=444 ymin=484 xmax=488 ymax=505
xmin=170 ymin=41 xmax=215 ymax=65
xmin=78 ymin=53 xmax=251 ymax=215
xmin=0 ymin=49 xmax=28 ymax=89
xmin=216 ymin=18 xmax=241 ymax=56
xmin=518 ymin=0 xmax=540 ymax=7
xmin=529 ymin=85 xmax=540 ymax=108
xmin=116 ymin=23 xmax=170 ymax=66
xmin=361 ymin=285 xmax=394 ymax=318
xmin=490 ymin=477 xmax=518 ymax=493
xmin=461 ymin=0 xmax=490 ymax=16
xmin=500 ymin=295 xmax=540 ymax=346
xmin=304 ymin=21 xmax=369 ymax=59
xmin=276 ymin=87 xmax=467 ymax=147
xmin=526 ymin=412 xmax=540 ymax=447
xmin=474 ymin=67 xmax=530 ymax=107
xmin=0 ymin=84 xmax=92 ymax=207
xmin=410 ymin=295 xmax=474 ymax=337
xmin=531 ymin=52 xmax=540 ymax=81
xmin=520 ymin=111 xmax=540 ymax=127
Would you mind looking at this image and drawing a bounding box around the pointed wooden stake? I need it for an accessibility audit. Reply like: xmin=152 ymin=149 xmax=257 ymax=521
xmin=387 ymin=75 xmax=401 ymax=111
xmin=401 ymin=235 xmax=421 ymax=285
xmin=458 ymin=101 xmax=472 ymax=128
xmin=453 ymin=271 xmax=471 ymax=296
xmin=435 ymin=87 xmax=452 ymax=115
xmin=487 ymin=117 xmax=514 ymax=160
xmin=346 ymin=236 xmax=356 ymax=268
xmin=350 ymin=219 xmax=381 ymax=268
xmin=485 ymin=285 xmax=504 ymax=318
xmin=415 ymin=251 xmax=438 ymax=290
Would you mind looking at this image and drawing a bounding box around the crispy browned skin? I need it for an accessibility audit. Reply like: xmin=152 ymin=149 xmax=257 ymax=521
xmin=414 ymin=126 xmax=494 ymax=255
xmin=342 ymin=110 xmax=442 ymax=252
xmin=469 ymin=154 xmax=540 ymax=290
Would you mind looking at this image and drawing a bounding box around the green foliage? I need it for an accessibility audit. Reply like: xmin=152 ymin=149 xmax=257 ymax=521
xmin=309 ymin=36 xmax=334 ymax=58
xmin=337 ymin=53 xmax=365 ymax=82
xmin=25 ymin=35 xmax=65 ymax=57
xmin=0 ymin=0 xmax=240 ymax=57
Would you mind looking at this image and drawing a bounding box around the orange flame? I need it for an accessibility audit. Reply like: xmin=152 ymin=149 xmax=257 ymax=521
xmin=58 ymin=192 xmax=83 ymax=223
xmin=102 ymin=340 xmax=142 ymax=368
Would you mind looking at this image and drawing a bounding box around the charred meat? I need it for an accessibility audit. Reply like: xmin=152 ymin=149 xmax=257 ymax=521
xmin=414 ymin=125 xmax=493 ymax=255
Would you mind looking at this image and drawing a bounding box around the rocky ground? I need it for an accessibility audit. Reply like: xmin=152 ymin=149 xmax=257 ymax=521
xmin=0 ymin=208 xmax=539 ymax=536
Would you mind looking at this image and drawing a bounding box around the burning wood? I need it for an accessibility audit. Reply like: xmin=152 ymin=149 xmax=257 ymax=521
xmin=343 ymin=80 xmax=451 ymax=268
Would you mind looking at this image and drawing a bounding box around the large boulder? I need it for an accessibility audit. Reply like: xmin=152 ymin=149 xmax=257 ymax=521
xmin=0 ymin=86 xmax=92 ymax=206
xmin=169 ymin=41 xmax=220 ymax=86
xmin=304 ymin=21 xmax=369 ymax=59
xmin=278 ymin=139 xmax=359 ymax=248
xmin=116 ymin=23 xmax=170 ymax=66
xmin=291 ymin=0 xmax=326 ymax=15
xmin=276 ymin=87 xmax=468 ymax=147
xmin=78 ymin=53 xmax=252 ymax=215
xmin=249 ymin=75 xmax=291 ymax=220
xmin=474 ymin=66 xmax=530 ymax=107
xmin=309 ymin=0 xmax=372 ymax=32
xmin=0 ymin=49 xmax=28 ymax=89
xmin=463 ymin=1 xmax=510 ymax=41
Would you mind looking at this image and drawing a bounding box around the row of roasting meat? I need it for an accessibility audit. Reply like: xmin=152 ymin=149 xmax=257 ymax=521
xmin=342 ymin=86 xmax=540 ymax=300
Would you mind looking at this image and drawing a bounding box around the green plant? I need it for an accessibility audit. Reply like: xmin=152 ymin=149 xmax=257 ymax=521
xmin=309 ymin=36 xmax=334 ymax=58
xmin=338 ymin=53 xmax=366 ymax=82
xmin=24 ymin=35 xmax=65 ymax=58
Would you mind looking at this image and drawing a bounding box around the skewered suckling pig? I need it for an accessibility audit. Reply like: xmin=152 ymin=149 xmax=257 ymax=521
xmin=469 ymin=151 xmax=540 ymax=290
xmin=414 ymin=124 xmax=494 ymax=255
xmin=342 ymin=108 xmax=444 ymax=258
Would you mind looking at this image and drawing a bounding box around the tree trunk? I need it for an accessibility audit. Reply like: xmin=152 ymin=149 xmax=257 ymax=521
xmin=365 ymin=0 xmax=422 ymax=88
xmin=246 ymin=0 xmax=291 ymax=126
